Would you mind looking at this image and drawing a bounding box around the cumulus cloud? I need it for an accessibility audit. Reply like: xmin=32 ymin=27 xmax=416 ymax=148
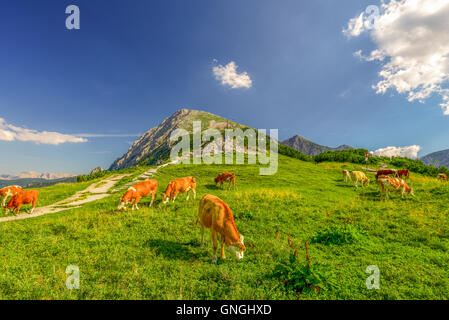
xmin=344 ymin=0 xmax=449 ymax=114
xmin=213 ymin=61 xmax=252 ymax=89
xmin=0 ymin=118 xmax=87 ymax=145
xmin=373 ymin=145 xmax=421 ymax=158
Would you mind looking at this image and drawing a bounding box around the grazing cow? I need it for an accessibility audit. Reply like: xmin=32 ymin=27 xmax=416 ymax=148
xmin=438 ymin=173 xmax=447 ymax=182
xmin=0 ymin=185 xmax=23 ymax=207
xmin=397 ymin=169 xmax=410 ymax=180
xmin=375 ymin=169 xmax=397 ymax=180
xmin=350 ymin=171 xmax=370 ymax=188
xmin=214 ymin=172 xmax=236 ymax=189
xmin=6 ymin=190 xmax=39 ymax=215
xmin=117 ymin=179 xmax=158 ymax=211
xmin=342 ymin=170 xmax=351 ymax=183
xmin=162 ymin=177 xmax=196 ymax=204
xmin=196 ymin=194 xmax=246 ymax=263
xmin=377 ymin=175 xmax=414 ymax=200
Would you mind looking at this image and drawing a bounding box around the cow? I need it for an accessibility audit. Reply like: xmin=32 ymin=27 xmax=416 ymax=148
xmin=196 ymin=194 xmax=246 ymax=263
xmin=377 ymin=175 xmax=414 ymax=200
xmin=397 ymin=169 xmax=410 ymax=180
xmin=117 ymin=179 xmax=158 ymax=211
xmin=375 ymin=169 xmax=397 ymax=180
xmin=0 ymin=185 xmax=23 ymax=207
xmin=6 ymin=190 xmax=39 ymax=215
xmin=342 ymin=170 xmax=351 ymax=183
xmin=162 ymin=177 xmax=196 ymax=204
xmin=438 ymin=173 xmax=447 ymax=182
xmin=350 ymin=171 xmax=370 ymax=188
xmin=214 ymin=172 xmax=236 ymax=189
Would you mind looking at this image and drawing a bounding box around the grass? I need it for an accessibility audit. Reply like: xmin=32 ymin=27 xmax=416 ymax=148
xmin=0 ymin=155 xmax=447 ymax=299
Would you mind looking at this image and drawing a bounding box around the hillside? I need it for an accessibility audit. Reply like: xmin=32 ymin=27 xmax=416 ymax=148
xmin=0 ymin=155 xmax=448 ymax=299
xmin=421 ymin=149 xmax=449 ymax=169
xmin=109 ymin=109 xmax=248 ymax=170
xmin=282 ymin=135 xmax=352 ymax=156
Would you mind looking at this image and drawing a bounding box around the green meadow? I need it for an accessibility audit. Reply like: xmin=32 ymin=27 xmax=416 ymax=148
xmin=0 ymin=155 xmax=448 ymax=299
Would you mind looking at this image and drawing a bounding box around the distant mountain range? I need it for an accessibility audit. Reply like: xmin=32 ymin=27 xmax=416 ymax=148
xmin=282 ymin=135 xmax=353 ymax=156
xmin=109 ymin=108 xmax=449 ymax=171
xmin=0 ymin=171 xmax=76 ymax=181
xmin=421 ymin=149 xmax=449 ymax=169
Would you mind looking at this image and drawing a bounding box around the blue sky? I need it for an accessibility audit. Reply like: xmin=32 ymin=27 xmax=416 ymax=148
xmin=1 ymin=0 xmax=449 ymax=174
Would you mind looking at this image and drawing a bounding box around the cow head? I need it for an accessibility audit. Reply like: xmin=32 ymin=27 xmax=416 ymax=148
xmin=161 ymin=193 xmax=170 ymax=204
xmin=117 ymin=201 xmax=127 ymax=210
xmin=229 ymin=235 xmax=246 ymax=260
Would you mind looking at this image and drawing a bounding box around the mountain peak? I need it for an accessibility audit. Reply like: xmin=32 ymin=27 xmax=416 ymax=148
xmin=109 ymin=109 xmax=245 ymax=170
xmin=282 ymin=135 xmax=352 ymax=156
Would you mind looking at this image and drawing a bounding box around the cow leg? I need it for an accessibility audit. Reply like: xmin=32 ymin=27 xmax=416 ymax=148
xmin=186 ymin=189 xmax=190 ymax=201
xmin=134 ymin=196 xmax=141 ymax=210
xmin=15 ymin=204 xmax=21 ymax=215
xmin=150 ymin=192 xmax=155 ymax=207
xmin=1 ymin=196 xmax=5 ymax=207
xmin=211 ymin=230 xmax=218 ymax=263
xmin=200 ymin=226 xmax=205 ymax=245
xmin=172 ymin=192 xmax=178 ymax=203
xmin=30 ymin=200 xmax=37 ymax=214
xmin=220 ymin=240 xmax=226 ymax=260
xmin=192 ymin=189 xmax=196 ymax=200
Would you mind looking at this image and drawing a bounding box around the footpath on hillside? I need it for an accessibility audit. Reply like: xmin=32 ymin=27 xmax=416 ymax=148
xmin=0 ymin=159 xmax=180 ymax=223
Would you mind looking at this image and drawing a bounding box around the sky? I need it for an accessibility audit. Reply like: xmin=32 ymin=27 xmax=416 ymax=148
xmin=1 ymin=0 xmax=449 ymax=175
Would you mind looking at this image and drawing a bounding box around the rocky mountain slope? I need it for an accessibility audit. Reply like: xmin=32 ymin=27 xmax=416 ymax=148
xmin=109 ymin=109 xmax=248 ymax=170
xmin=281 ymin=135 xmax=352 ymax=156
xmin=421 ymin=149 xmax=449 ymax=168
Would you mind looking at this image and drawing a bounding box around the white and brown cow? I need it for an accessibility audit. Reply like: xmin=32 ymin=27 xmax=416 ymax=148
xmin=0 ymin=185 xmax=23 ymax=207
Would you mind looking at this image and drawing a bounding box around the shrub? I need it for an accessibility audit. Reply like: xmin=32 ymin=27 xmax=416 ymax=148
xmin=311 ymin=223 xmax=366 ymax=245
xmin=273 ymin=242 xmax=328 ymax=294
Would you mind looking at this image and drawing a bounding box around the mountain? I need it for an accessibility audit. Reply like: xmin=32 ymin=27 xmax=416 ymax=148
xmin=110 ymin=109 xmax=248 ymax=170
xmin=282 ymin=135 xmax=353 ymax=157
xmin=0 ymin=177 xmax=77 ymax=189
xmin=421 ymin=149 xmax=449 ymax=168
xmin=0 ymin=171 xmax=76 ymax=180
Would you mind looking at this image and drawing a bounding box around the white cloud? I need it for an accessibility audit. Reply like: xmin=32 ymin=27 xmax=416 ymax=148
xmin=0 ymin=118 xmax=87 ymax=145
xmin=344 ymin=0 xmax=449 ymax=114
xmin=213 ymin=61 xmax=252 ymax=89
xmin=373 ymin=145 xmax=421 ymax=158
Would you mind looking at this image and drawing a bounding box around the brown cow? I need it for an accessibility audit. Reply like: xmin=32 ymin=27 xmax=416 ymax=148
xmin=117 ymin=180 xmax=158 ymax=211
xmin=375 ymin=169 xmax=397 ymax=180
xmin=162 ymin=177 xmax=196 ymax=204
xmin=196 ymin=194 xmax=246 ymax=263
xmin=438 ymin=173 xmax=447 ymax=182
xmin=0 ymin=185 xmax=23 ymax=207
xmin=214 ymin=172 xmax=236 ymax=189
xmin=377 ymin=176 xmax=414 ymax=200
xmin=6 ymin=190 xmax=39 ymax=215
xmin=397 ymin=169 xmax=410 ymax=179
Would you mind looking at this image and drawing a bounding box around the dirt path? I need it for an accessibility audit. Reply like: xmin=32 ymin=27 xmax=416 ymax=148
xmin=0 ymin=158 xmax=181 ymax=223
xmin=0 ymin=174 xmax=129 ymax=223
